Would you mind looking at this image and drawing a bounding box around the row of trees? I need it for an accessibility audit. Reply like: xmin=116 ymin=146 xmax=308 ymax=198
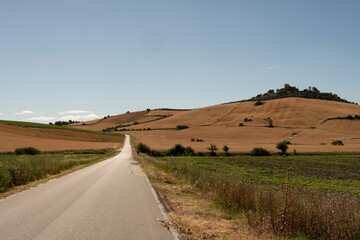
xmin=49 ymin=120 xmax=80 ymax=126
xmin=137 ymin=141 xmax=292 ymax=157
xmin=248 ymin=84 xmax=357 ymax=104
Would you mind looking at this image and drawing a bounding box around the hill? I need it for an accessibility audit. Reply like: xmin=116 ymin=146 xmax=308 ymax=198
xmin=71 ymin=97 xmax=360 ymax=153
xmin=0 ymin=120 xmax=124 ymax=152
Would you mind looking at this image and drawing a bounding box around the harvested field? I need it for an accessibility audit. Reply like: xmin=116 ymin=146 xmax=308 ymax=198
xmin=0 ymin=123 xmax=124 ymax=152
xmin=69 ymin=98 xmax=360 ymax=153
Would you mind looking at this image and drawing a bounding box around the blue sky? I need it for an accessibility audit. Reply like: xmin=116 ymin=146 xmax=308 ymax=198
xmin=1 ymin=0 xmax=359 ymax=123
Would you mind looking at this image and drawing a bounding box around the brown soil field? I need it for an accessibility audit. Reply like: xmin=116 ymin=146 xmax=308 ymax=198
xmin=0 ymin=124 xmax=124 ymax=152
xmin=70 ymin=97 xmax=360 ymax=153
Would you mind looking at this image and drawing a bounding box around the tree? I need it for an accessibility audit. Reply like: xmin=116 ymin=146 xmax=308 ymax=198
xmin=276 ymin=141 xmax=288 ymax=155
xmin=223 ymin=145 xmax=229 ymax=155
xmin=207 ymin=144 xmax=218 ymax=156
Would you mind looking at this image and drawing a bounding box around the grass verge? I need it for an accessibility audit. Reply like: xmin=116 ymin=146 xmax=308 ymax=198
xmin=0 ymin=149 xmax=119 ymax=199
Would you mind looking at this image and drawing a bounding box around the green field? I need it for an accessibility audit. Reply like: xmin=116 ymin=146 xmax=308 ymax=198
xmin=160 ymin=155 xmax=360 ymax=195
xmin=0 ymin=150 xmax=116 ymax=193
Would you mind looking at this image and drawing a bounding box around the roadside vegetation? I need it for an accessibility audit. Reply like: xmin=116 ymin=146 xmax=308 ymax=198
xmin=0 ymin=148 xmax=117 ymax=194
xmin=136 ymin=142 xmax=360 ymax=239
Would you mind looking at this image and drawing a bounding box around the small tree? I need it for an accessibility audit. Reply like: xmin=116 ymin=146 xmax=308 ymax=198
xmin=276 ymin=141 xmax=288 ymax=155
xmin=208 ymin=144 xmax=218 ymax=156
xmin=223 ymin=145 xmax=229 ymax=155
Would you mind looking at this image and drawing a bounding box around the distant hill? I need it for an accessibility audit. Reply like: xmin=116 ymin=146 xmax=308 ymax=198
xmin=247 ymin=84 xmax=357 ymax=105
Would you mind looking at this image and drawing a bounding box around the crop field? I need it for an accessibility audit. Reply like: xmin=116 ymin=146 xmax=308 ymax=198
xmin=0 ymin=120 xmax=124 ymax=136
xmin=160 ymin=155 xmax=360 ymax=195
xmin=0 ymin=150 xmax=116 ymax=193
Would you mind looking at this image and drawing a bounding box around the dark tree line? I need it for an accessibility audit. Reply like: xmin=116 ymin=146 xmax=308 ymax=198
xmin=248 ymin=84 xmax=357 ymax=104
xmin=49 ymin=120 xmax=80 ymax=126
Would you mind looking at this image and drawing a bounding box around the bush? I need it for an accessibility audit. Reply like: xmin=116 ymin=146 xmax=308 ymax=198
xmin=136 ymin=143 xmax=151 ymax=154
xmin=15 ymin=147 xmax=40 ymax=155
xmin=244 ymin=117 xmax=253 ymax=122
xmin=250 ymin=147 xmax=271 ymax=156
xmin=347 ymin=115 xmax=355 ymax=120
xmin=176 ymin=125 xmax=189 ymax=130
xmin=184 ymin=147 xmax=195 ymax=156
xmin=255 ymin=101 xmax=264 ymax=106
xmin=150 ymin=149 xmax=164 ymax=157
xmin=264 ymin=117 xmax=274 ymax=128
xmin=239 ymin=123 xmax=244 ymax=126
xmin=332 ymin=140 xmax=344 ymax=146
xmin=168 ymin=144 xmax=194 ymax=156
xmin=276 ymin=141 xmax=288 ymax=155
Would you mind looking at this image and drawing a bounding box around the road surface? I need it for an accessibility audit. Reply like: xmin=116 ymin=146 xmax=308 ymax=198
xmin=0 ymin=135 xmax=175 ymax=240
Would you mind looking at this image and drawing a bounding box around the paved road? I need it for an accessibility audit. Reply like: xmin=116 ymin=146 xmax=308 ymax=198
xmin=0 ymin=135 xmax=175 ymax=240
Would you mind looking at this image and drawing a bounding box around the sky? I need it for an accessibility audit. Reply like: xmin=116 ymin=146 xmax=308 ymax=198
xmin=1 ymin=0 xmax=360 ymax=123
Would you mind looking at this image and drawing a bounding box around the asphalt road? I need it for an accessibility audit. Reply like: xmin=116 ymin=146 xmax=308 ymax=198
xmin=0 ymin=135 xmax=175 ymax=240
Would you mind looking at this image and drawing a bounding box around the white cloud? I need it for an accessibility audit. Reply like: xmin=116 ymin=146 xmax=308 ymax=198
xmin=59 ymin=113 xmax=100 ymax=121
xmin=0 ymin=112 xmax=2 ymax=115
xmin=27 ymin=116 xmax=56 ymax=122
xmin=16 ymin=110 xmax=34 ymax=115
xmin=265 ymin=66 xmax=281 ymax=70
xmin=58 ymin=110 xmax=91 ymax=115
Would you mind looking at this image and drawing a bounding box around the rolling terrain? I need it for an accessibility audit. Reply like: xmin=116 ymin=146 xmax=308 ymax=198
xmin=71 ymin=97 xmax=360 ymax=152
xmin=0 ymin=121 xmax=124 ymax=152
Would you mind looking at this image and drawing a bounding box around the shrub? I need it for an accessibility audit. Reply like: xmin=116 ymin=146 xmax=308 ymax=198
xmin=176 ymin=125 xmax=189 ymax=130
xmin=244 ymin=117 xmax=253 ymax=122
xmin=264 ymin=117 xmax=274 ymax=128
xmin=223 ymin=145 xmax=229 ymax=155
xmin=137 ymin=143 xmax=151 ymax=154
xmin=347 ymin=115 xmax=355 ymax=120
xmin=191 ymin=138 xmax=195 ymax=142
xmin=0 ymin=167 xmax=12 ymax=192
xmin=255 ymin=101 xmax=264 ymax=106
xmin=150 ymin=149 xmax=164 ymax=157
xmin=167 ymin=144 xmax=194 ymax=156
xmin=239 ymin=123 xmax=244 ymax=126
xmin=196 ymin=138 xmax=204 ymax=142
xmin=276 ymin=141 xmax=288 ymax=155
xmin=332 ymin=140 xmax=344 ymax=146
xmin=184 ymin=147 xmax=195 ymax=156
xmin=15 ymin=147 xmax=40 ymax=155
xmin=250 ymin=147 xmax=270 ymax=156
xmin=355 ymin=115 xmax=360 ymax=120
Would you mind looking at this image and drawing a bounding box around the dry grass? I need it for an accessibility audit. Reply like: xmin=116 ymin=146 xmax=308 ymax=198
xmin=148 ymin=158 xmax=360 ymax=240
xmin=133 ymin=150 xmax=277 ymax=239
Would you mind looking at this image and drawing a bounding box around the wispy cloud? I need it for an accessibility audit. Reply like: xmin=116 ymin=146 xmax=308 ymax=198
xmin=265 ymin=65 xmax=281 ymax=70
xmin=59 ymin=113 xmax=100 ymax=121
xmin=27 ymin=116 xmax=56 ymax=122
xmin=16 ymin=110 xmax=34 ymax=115
xmin=58 ymin=110 xmax=91 ymax=115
